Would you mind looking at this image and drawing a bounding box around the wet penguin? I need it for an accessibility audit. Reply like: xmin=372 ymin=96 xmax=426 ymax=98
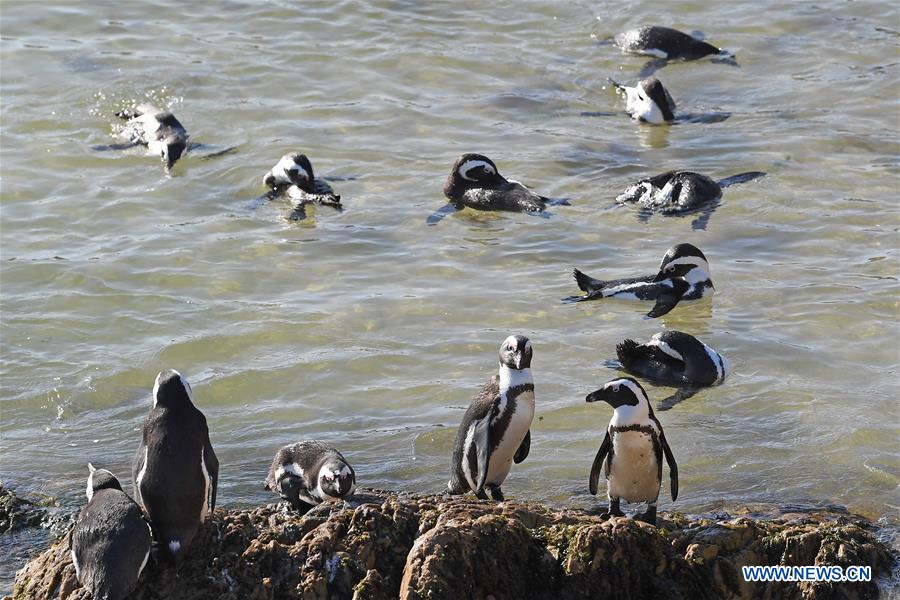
xmin=616 ymin=170 xmax=766 ymax=217
xmin=115 ymin=104 xmax=189 ymax=170
xmin=586 ymin=377 xmax=678 ymax=525
xmin=264 ymin=441 xmax=356 ymax=512
xmin=615 ymin=26 xmax=723 ymax=61
xmin=132 ymin=370 xmax=218 ymax=564
xmin=70 ymin=464 xmax=151 ymax=600
xmin=448 ymin=335 xmax=535 ymax=501
xmin=442 ymin=154 xmax=548 ymax=213
xmin=617 ymin=330 xmax=730 ymax=387
xmin=262 ymin=153 xmax=342 ymax=220
xmin=608 ymin=77 xmax=675 ymax=124
xmin=566 ymin=243 xmax=714 ymax=318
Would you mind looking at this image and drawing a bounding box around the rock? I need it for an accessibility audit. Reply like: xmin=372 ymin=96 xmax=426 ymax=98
xmin=11 ymin=489 xmax=896 ymax=600
xmin=0 ymin=485 xmax=49 ymax=534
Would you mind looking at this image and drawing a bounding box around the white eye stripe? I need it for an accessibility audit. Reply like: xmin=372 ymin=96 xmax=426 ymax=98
xmin=458 ymin=160 xmax=496 ymax=181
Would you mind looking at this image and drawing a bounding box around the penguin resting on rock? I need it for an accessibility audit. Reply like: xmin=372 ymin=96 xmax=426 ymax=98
xmin=264 ymin=441 xmax=356 ymax=512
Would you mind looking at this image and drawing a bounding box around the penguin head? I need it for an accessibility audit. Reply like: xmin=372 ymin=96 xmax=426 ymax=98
xmin=499 ymin=334 xmax=533 ymax=370
xmin=277 ymin=474 xmax=305 ymax=505
xmin=654 ymin=243 xmax=710 ymax=281
xmin=318 ymin=460 xmax=356 ymax=500
xmin=85 ymin=463 xmax=122 ymax=501
xmin=639 ymin=77 xmax=675 ymax=122
xmin=445 ymin=153 xmax=506 ymax=193
xmin=152 ymin=369 xmax=194 ymax=409
xmin=162 ymin=136 xmax=186 ymax=170
xmin=586 ymin=377 xmax=652 ymax=425
xmin=286 ymin=153 xmax=316 ymax=192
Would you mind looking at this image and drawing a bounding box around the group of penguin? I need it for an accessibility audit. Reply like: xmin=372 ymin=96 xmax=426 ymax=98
xmin=71 ymin=24 xmax=751 ymax=600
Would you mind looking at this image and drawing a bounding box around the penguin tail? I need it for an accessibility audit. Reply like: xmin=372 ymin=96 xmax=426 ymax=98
xmin=717 ymin=172 xmax=766 ymax=188
xmin=616 ymin=339 xmax=643 ymax=369
xmin=573 ymin=268 xmax=603 ymax=293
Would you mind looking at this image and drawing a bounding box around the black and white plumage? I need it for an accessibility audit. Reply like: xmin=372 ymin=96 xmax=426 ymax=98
xmin=262 ymin=153 xmax=342 ymax=220
xmin=586 ymin=377 xmax=678 ymax=525
xmin=115 ymin=104 xmax=188 ymax=170
xmin=70 ymin=464 xmax=151 ymax=600
xmin=609 ymin=77 xmax=675 ymax=124
xmin=615 ymin=26 xmax=723 ymax=61
xmin=132 ymin=370 xmax=218 ymax=565
xmin=566 ymin=243 xmax=714 ymax=318
xmin=448 ymin=335 xmax=535 ymax=501
xmin=617 ymin=331 xmax=730 ymax=387
xmin=443 ymin=154 xmax=548 ymax=213
xmin=616 ymin=170 xmax=766 ymax=217
xmin=264 ymin=441 xmax=356 ymax=512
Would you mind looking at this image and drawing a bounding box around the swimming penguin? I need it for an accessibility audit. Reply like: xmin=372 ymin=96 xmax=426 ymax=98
xmin=608 ymin=77 xmax=675 ymax=124
xmin=586 ymin=377 xmax=678 ymax=525
xmin=615 ymin=26 xmax=723 ymax=61
xmin=616 ymin=170 xmax=766 ymax=219
xmin=132 ymin=370 xmax=218 ymax=565
xmin=114 ymin=104 xmax=189 ymax=170
xmin=448 ymin=335 xmax=535 ymax=501
xmin=262 ymin=153 xmax=342 ymax=220
xmin=264 ymin=441 xmax=356 ymax=512
xmin=617 ymin=330 xmax=730 ymax=387
xmin=70 ymin=464 xmax=151 ymax=600
xmin=565 ymin=243 xmax=713 ymax=318
xmin=442 ymin=154 xmax=548 ymax=213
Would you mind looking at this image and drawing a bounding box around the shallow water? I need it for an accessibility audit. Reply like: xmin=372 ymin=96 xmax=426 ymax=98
xmin=1 ymin=0 xmax=899 ymax=593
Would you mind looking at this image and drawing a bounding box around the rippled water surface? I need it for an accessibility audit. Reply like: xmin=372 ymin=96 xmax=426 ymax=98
xmin=2 ymin=0 xmax=898 ymax=592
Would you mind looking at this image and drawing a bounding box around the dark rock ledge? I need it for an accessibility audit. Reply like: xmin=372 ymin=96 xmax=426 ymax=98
xmin=12 ymin=489 xmax=895 ymax=600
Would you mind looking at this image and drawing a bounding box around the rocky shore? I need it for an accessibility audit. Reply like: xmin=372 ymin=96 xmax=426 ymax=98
xmin=11 ymin=488 xmax=896 ymax=600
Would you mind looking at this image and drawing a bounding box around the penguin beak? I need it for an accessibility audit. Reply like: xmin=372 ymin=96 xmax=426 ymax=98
xmin=585 ymin=388 xmax=613 ymax=405
xmin=607 ymin=77 xmax=625 ymax=92
xmin=166 ymin=143 xmax=185 ymax=170
xmin=514 ymin=352 xmax=523 ymax=369
xmin=652 ymin=269 xmax=669 ymax=282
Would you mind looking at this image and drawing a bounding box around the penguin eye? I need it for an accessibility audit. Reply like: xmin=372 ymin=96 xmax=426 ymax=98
xmin=612 ymin=384 xmax=620 ymax=392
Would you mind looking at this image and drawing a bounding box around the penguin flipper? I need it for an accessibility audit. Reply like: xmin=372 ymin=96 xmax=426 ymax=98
xmin=646 ymin=291 xmax=682 ymax=318
xmin=589 ymin=432 xmax=612 ymax=495
xmin=473 ymin=415 xmax=492 ymax=495
xmin=717 ymin=171 xmax=766 ymax=188
xmin=513 ymin=430 xmax=530 ymax=464
xmin=660 ymin=432 xmax=678 ymax=501
xmin=426 ymin=203 xmax=461 ymax=225
xmin=203 ymin=435 xmax=219 ymax=513
xmin=131 ymin=442 xmax=147 ymax=508
xmin=573 ymin=268 xmax=603 ymax=293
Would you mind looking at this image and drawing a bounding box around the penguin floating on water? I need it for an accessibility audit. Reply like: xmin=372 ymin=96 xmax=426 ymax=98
xmin=448 ymin=335 xmax=535 ymax=501
xmin=262 ymin=153 xmax=343 ymax=221
xmin=617 ymin=330 xmax=730 ymax=388
xmin=608 ymin=77 xmax=675 ymax=124
xmin=113 ymin=104 xmax=189 ymax=170
xmin=614 ymin=26 xmax=736 ymax=76
xmin=616 ymin=170 xmax=766 ymax=228
xmin=586 ymin=377 xmax=678 ymax=525
xmin=264 ymin=441 xmax=356 ymax=512
xmin=70 ymin=464 xmax=151 ymax=600
xmin=132 ymin=370 xmax=218 ymax=565
xmin=565 ymin=243 xmax=713 ymax=318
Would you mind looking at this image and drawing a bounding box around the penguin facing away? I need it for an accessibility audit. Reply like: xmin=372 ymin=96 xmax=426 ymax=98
xmin=586 ymin=377 xmax=678 ymax=525
xmin=70 ymin=464 xmax=152 ymax=600
xmin=264 ymin=441 xmax=356 ymax=512
xmin=448 ymin=335 xmax=535 ymax=501
xmin=566 ymin=243 xmax=714 ymax=318
xmin=132 ymin=369 xmax=218 ymax=565
xmin=617 ymin=330 xmax=730 ymax=388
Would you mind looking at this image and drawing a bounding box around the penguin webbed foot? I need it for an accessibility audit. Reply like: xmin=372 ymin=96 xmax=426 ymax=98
xmin=601 ymin=498 xmax=625 ymax=520
xmin=474 ymin=488 xmax=490 ymax=501
xmin=487 ymin=486 xmax=505 ymax=501
xmin=634 ymin=505 xmax=658 ymax=525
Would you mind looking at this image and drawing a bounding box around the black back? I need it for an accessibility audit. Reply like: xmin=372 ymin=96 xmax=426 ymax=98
xmin=619 ymin=26 xmax=721 ymax=60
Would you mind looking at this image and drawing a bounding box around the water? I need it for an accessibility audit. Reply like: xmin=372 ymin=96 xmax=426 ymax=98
xmin=1 ymin=0 xmax=898 ymax=593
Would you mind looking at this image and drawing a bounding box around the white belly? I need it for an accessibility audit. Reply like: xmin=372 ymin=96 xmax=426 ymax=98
xmin=607 ymin=430 xmax=660 ymax=503
xmin=485 ymin=391 xmax=534 ymax=487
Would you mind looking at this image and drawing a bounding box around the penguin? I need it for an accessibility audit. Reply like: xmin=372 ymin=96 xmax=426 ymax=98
xmin=442 ymin=153 xmax=548 ymax=213
xmin=586 ymin=377 xmax=678 ymax=525
xmin=565 ymin=243 xmax=713 ymax=318
xmin=608 ymin=77 xmax=675 ymax=124
xmin=448 ymin=335 xmax=535 ymax=501
xmin=70 ymin=464 xmax=152 ymax=600
xmin=114 ymin=104 xmax=189 ymax=170
xmin=616 ymin=330 xmax=730 ymax=387
xmin=615 ymin=26 xmax=723 ymax=61
xmin=262 ymin=153 xmax=342 ymax=220
xmin=264 ymin=441 xmax=356 ymax=512
xmin=616 ymin=170 xmax=766 ymax=217
xmin=132 ymin=369 xmax=218 ymax=565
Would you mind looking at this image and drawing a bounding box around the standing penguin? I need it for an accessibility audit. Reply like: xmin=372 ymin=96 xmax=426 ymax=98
xmin=586 ymin=377 xmax=678 ymax=525
xmin=264 ymin=441 xmax=356 ymax=512
xmin=132 ymin=369 xmax=218 ymax=564
xmin=70 ymin=464 xmax=151 ymax=600
xmin=448 ymin=335 xmax=535 ymax=501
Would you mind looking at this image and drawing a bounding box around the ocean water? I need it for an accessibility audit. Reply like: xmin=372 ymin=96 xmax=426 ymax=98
xmin=1 ymin=0 xmax=898 ymax=593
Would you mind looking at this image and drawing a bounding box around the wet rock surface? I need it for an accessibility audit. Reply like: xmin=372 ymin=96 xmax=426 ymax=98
xmin=12 ymin=489 xmax=896 ymax=600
